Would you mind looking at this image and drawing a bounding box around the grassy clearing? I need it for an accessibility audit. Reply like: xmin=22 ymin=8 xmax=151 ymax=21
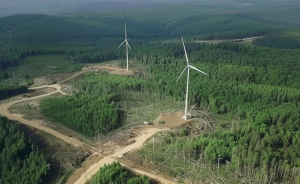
xmin=125 ymin=127 xmax=226 ymax=183
xmin=120 ymin=104 xmax=239 ymax=183
xmin=125 ymin=129 xmax=210 ymax=183
xmin=6 ymin=55 xmax=83 ymax=80
xmin=123 ymin=108 xmax=276 ymax=183
xmin=194 ymin=36 xmax=261 ymax=45
xmin=117 ymin=91 xmax=185 ymax=124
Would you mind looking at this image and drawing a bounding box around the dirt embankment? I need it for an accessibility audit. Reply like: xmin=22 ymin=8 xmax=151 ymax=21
xmin=70 ymin=112 xmax=190 ymax=184
xmin=71 ymin=127 xmax=178 ymax=184
xmin=0 ymin=65 xmax=179 ymax=184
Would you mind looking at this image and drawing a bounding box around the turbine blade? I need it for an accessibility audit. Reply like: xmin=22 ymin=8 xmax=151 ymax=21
xmin=117 ymin=40 xmax=126 ymax=49
xmin=125 ymin=21 xmax=127 ymax=40
xmin=126 ymin=41 xmax=131 ymax=50
xmin=189 ymin=65 xmax=209 ymax=76
xmin=181 ymin=35 xmax=189 ymax=65
xmin=176 ymin=66 xmax=188 ymax=82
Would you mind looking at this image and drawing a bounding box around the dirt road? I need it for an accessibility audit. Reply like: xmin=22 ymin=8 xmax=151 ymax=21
xmin=72 ymin=127 xmax=178 ymax=184
xmin=59 ymin=65 xmax=131 ymax=84
xmin=0 ymin=65 xmax=178 ymax=184
xmin=29 ymin=84 xmax=66 ymax=95
xmin=0 ymin=84 xmax=85 ymax=146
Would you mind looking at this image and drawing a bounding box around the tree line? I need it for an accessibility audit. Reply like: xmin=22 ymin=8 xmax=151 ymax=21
xmin=39 ymin=72 xmax=146 ymax=136
xmin=40 ymin=93 xmax=120 ymax=137
xmin=0 ymin=83 xmax=28 ymax=100
xmin=0 ymin=117 xmax=48 ymax=184
xmin=89 ymin=161 xmax=151 ymax=184
xmin=253 ymin=34 xmax=300 ymax=49
xmin=2 ymin=1 xmax=297 ymax=70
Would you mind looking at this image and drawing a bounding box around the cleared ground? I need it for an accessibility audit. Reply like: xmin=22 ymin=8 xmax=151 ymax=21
xmin=0 ymin=63 xmax=185 ymax=184
xmin=194 ymin=36 xmax=262 ymax=45
xmin=18 ymin=123 xmax=91 ymax=184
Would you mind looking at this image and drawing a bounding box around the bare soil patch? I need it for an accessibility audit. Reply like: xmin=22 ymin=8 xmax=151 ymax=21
xmin=8 ymin=93 xmax=62 ymax=121
xmin=72 ymin=111 xmax=202 ymax=183
xmin=1 ymin=63 xmax=178 ymax=184
xmin=31 ymin=72 xmax=76 ymax=87
xmin=60 ymin=83 xmax=78 ymax=94
xmin=0 ymin=87 xmax=56 ymax=107
xmin=0 ymin=94 xmax=24 ymax=107
xmin=25 ymin=87 xmax=56 ymax=98
xmin=72 ymin=126 xmax=176 ymax=184
xmin=66 ymin=153 xmax=103 ymax=184
xmin=8 ymin=99 xmax=44 ymax=120
xmin=6 ymin=93 xmax=91 ymax=146
xmin=110 ymin=69 xmax=135 ymax=76
xmin=118 ymin=158 xmax=173 ymax=183
xmin=152 ymin=111 xmax=188 ymax=129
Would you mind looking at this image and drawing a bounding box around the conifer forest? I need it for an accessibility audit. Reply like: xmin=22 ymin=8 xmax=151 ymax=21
xmin=1 ymin=0 xmax=300 ymax=183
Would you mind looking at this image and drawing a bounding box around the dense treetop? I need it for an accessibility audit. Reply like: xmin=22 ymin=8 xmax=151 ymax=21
xmin=0 ymin=117 xmax=48 ymax=184
xmin=89 ymin=161 xmax=151 ymax=184
xmin=1 ymin=2 xmax=300 ymax=183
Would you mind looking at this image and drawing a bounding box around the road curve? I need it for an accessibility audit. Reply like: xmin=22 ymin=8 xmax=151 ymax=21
xmin=59 ymin=65 xmax=129 ymax=84
xmin=0 ymin=85 xmax=84 ymax=147
xmin=29 ymin=84 xmax=66 ymax=95
xmin=73 ymin=127 xmax=178 ymax=184
xmin=0 ymin=65 xmax=127 ymax=147
xmin=0 ymin=65 xmax=177 ymax=184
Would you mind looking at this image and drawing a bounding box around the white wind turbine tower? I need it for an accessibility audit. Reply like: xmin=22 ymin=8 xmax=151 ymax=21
xmin=117 ymin=22 xmax=131 ymax=71
xmin=177 ymin=35 xmax=209 ymax=120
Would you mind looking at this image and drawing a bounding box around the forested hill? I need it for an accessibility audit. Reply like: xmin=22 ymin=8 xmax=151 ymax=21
xmin=0 ymin=1 xmax=300 ymax=101
xmin=0 ymin=10 xmax=275 ymax=44
xmin=1 ymin=1 xmax=300 ymax=44
xmin=1 ymin=1 xmax=300 ymax=183
xmin=1 ymin=1 xmax=300 ymax=70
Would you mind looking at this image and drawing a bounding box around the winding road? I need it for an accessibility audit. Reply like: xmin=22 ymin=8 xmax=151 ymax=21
xmin=0 ymin=84 xmax=83 ymax=147
xmin=0 ymin=65 xmax=177 ymax=184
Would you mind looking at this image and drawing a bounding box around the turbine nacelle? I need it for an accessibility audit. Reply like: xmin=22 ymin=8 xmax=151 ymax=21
xmin=117 ymin=40 xmax=131 ymax=50
xmin=117 ymin=21 xmax=131 ymax=71
xmin=176 ymin=64 xmax=208 ymax=82
xmin=176 ymin=35 xmax=209 ymax=120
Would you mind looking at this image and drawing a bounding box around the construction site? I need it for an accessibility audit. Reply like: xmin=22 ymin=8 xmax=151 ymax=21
xmin=0 ymin=60 xmax=223 ymax=184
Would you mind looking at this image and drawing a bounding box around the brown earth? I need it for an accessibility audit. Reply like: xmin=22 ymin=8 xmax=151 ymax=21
xmin=152 ymin=111 xmax=188 ymax=128
xmin=66 ymin=153 xmax=103 ymax=184
xmin=0 ymin=64 xmax=182 ymax=184
xmin=26 ymin=87 xmax=57 ymax=97
xmin=30 ymin=72 xmax=75 ymax=87
xmin=17 ymin=123 xmax=91 ymax=184
xmin=72 ymin=126 xmax=179 ymax=184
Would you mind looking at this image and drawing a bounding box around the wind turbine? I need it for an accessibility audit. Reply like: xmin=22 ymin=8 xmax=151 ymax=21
xmin=176 ymin=35 xmax=209 ymax=120
xmin=117 ymin=22 xmax=131 ymax=71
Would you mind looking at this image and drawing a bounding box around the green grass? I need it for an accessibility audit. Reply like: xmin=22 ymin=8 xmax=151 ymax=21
xmin=6 ymin=55 xmax=83 ymax=80
xmin=117 ymin=91 xmax=185 ymax=124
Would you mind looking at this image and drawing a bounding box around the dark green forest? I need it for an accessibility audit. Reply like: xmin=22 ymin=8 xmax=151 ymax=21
xmin=38 ymin=39 xmax=300 ymax=182
xmin=89 ymin=161 xmax=151 ymax=184
xmin=1 ymin=1 xmax=300 ymax=69
xmin=0 ymin=83 xmax=28 ymax=100
xmin=40 ymin=40 xmax=300 ymax=167
xmin=253 ymin=33 xmax=300 ymax=49
xmin=1 ymin=0 xmax=300 ymax=183
xmin=39 ymin=42 xmax=300 ymax=182
xmin=0 ymin=117 xmax=48 ymax=184
xmin=40 ymin=93 xmax=121 ymax=136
